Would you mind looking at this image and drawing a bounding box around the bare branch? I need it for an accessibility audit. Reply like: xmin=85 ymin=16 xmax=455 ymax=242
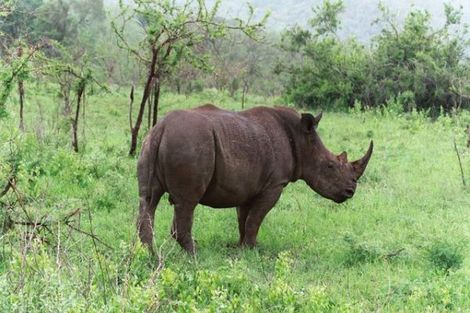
xmin=0 ymin=174 xmax=14 ymax=198
xmin=453 ymin=138 xmax=466 ymax=186
xmin=129 ymin=85 xmax=134 ymax=132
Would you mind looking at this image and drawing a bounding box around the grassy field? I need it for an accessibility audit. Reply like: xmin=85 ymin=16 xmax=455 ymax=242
xmin=1 ymin=86 xmax=470 ymax=312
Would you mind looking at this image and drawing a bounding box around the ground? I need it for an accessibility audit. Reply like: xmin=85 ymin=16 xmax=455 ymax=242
xmin=1 ymin=86 xmax=470 ymax=312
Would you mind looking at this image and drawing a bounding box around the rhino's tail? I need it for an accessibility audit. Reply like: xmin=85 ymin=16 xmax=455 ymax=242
xmin=147 ymin=126 xmax=165 ymax=203
xmin=137 ymin=125 xmax=164 ymax=251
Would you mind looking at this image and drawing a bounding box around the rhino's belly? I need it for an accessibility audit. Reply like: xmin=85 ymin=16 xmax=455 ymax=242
xmin=198 ymin=175 xmax=264 ymax=209
xmin=198 ymin=184 xmax=253 ymax=208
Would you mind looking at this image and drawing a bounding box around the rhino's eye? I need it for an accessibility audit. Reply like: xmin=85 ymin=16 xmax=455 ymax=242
xmin=327 ymin=162 xmax=334 ymax=169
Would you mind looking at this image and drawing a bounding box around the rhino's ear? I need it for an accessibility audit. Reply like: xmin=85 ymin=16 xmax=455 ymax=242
xmin=301 ymin=112 xmax=322 ymax=133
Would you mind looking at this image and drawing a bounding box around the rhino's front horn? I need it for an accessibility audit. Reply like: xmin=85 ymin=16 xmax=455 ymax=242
xmin=351 ymin=141 xmax=373 ymax=179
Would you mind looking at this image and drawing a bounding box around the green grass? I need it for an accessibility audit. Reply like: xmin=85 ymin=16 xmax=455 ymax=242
xmin=1 ymin=86 xmax=470 ymax=311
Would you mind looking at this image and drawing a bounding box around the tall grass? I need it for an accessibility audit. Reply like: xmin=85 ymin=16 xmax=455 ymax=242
xmin=1 ymin=87 xmax=470 ymax=311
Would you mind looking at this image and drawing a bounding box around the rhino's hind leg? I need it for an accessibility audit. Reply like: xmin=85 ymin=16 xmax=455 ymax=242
xmin=137 ymin=185 xmax=164 ymax=255
xmin=170 ymin=201 xmax=197 ymax=254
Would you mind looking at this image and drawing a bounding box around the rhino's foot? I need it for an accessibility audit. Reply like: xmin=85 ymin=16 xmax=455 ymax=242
xmin=177 ymin=238 xmax=196 ymax=255
xmin=184 ymin=243 xmax=197 ymax=255
xmin=171 ymin=230 xmax=196 ymax=254
xmin=223 ymin=241 xmax=241 ymax=249
xmin=145 ymin=243 xmax=156 ymax=257
xmin=240 ymin=240 xmax=257 ymax=249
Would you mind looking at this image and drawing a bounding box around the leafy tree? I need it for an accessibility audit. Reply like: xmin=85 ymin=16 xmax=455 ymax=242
xmin=0 ymin=0 xmax=107 ymax=125
xmin=112 ymin=0 xmax=268 ymax=156
xmin=0 ymin=41 xmax=43 ymax=120
xmin=205 ymin=31 xmax=272 ymax=102
xmin=0 ymin=0 xmax=41 ymax=120
xmin=279 ymin=0 xmax=470 ymax=113
xmin=39 ymin=47 xmax=107 ymax=152
xmin=279 ymin=0 xmax=368 ymax=108
xmin=0 ymin=0 xmax=43 ymax=50
xmin=369 ymin=3 xmax=470 ymax=113
xmin=167 ymin=29 xmax=282 ymax=102
xmin=33 ymin=0 xmax=105 ymax=48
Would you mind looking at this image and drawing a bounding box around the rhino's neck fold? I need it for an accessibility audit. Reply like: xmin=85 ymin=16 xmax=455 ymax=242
xmin=275 ymin=113 xmax=302 ymax=183
xmin=289 ymin=136 xmax=302 ymax=182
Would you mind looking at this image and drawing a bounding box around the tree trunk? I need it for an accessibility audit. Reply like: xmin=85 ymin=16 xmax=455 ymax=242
xmin=152 ymin=78 xmax=161 ymax=127
xmin=17 ymin=46 xmax=25 ymax=131
xmin=147 ymin=84 xmax=152 ymax=130
xmin=176 ymin=79 xmax=181 ymax=94
xmin=241 ymin=82 xmax=248 ymax=109
xmin=128 ymin=85 xmax=134 ymax=132
xmin=72 ymin=84 xmax=85 ymax=153
xmin=61 ymin=81 xmax=71 ymax=116
xmin=129 ymin=49 xmax=158 ymax=156
xmin=18 ymin=79 xmax=25 ymax=131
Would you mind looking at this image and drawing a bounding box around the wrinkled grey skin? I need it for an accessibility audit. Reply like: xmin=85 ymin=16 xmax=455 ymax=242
xmin=137 ymin=104 xmax=373 ymax=254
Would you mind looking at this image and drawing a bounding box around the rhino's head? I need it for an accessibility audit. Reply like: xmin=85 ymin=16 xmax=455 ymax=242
xmin=298 ymin=112 xmax=373 ymax=203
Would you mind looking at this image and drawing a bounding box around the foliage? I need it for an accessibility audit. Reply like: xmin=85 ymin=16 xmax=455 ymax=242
xmin=0 ymin=42 xmax=41 ymax=118
xmin=0 ymin=0 xmax=105 ymax=47
xmin=0 ymin=0 xmax=43 ymax=47
xmin=369 ymin=3 xmax=470 ymax=113
xmin=279 ymin=1 xmax=470 ymax=114
xmin=279 ymin=0 xmax=369 ymax=108
xmin=112 ymin=0 xmax=268 ymax=81
xmin=183 ymin=30 xmax=284 ymax=100
xmin=112 ymin=0 xmax=268 ymax=155
xmin=0 ymin=0 xmax=108 ymax=120
xmin=33 ymin=0 xmax=105 ymax=46
xmin=426 ymin=239 xmax=464 ymax=273
xmin=342 ymin=233 xmax=382 ymax=265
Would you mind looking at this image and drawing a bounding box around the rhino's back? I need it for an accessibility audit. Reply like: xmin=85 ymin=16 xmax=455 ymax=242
xmin=157 ymin=104 xmax=277 ymax=207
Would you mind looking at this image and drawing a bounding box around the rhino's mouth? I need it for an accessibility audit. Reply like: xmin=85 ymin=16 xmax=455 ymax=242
xmin=332 ymin=188 xmax=355 ymax=203
xmin=333 ymin=197 xmax=349 ymax=204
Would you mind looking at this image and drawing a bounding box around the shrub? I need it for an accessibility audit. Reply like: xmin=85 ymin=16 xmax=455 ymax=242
xmin=279 ymin=1 xmax=470 ymax=114
xmin=343 ymin=234 xmax=382 ymax=266
xmin=426 ymin=240 xmax=464 ymax=273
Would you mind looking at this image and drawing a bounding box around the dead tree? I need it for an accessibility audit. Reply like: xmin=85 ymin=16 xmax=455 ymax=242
xmin=152 ymin=78 xmax=161 ymax=126
xmin=71 ymin=80 xmax=86 ymax=153
xmin=466 ymin=125 xmax=470 ymax=148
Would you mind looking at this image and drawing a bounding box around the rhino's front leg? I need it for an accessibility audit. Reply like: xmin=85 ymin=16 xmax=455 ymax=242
xmin=236 ymin=206 xmax=250 ymax=245
xmin=242 ymin=186 xmax=283 ymax=248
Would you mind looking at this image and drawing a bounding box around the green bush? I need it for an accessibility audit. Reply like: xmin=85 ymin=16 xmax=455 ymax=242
xmin=279 ymin=1 xmax=470 ymax=114
xmin=426 ymin=240 xmax=464 ymax=273
xmin=343 ymin=234 xmax=382 ymax=266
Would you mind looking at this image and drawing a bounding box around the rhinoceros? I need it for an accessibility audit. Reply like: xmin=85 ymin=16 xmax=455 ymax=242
xmin=137 ymin=104 xmax=373 ymax=254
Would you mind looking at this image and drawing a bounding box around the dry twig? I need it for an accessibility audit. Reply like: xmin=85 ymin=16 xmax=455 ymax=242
xmin=453 ymin=138 xmax=466 ymax=186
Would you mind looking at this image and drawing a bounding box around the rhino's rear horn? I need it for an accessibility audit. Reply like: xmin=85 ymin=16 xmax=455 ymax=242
xmin=351 ymin=141 xmax=373 ymax=179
